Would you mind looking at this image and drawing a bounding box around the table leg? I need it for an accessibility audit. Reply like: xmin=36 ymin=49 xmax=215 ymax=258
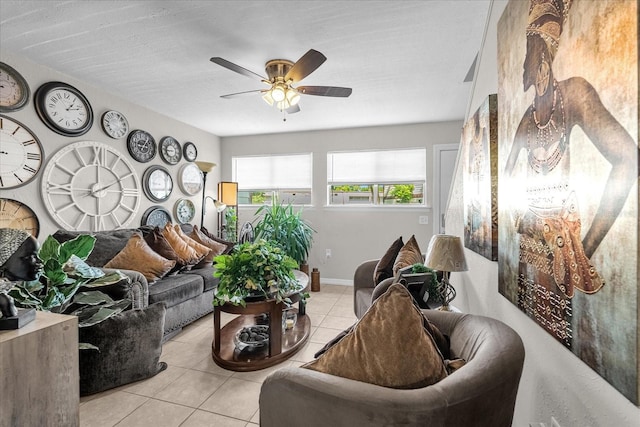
xmin=269 ymin=303 xmax=283 ymax=357
xmin=213 ymin=306 xmax=221 ymax=354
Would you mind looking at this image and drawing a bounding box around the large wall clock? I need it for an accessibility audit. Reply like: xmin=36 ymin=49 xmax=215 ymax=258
xmin=0 ymin=114 xmax=44 ymax=189
xmin=41 ymin=141 xmax=141 ymax=231
xmin=34 ymin=81 xmax=93 ymax=137
xmin=127 ymin=129 xmax=156 ymax=163
xmin=0 ymin=198 xmax=40 ymax=237
xmin=0 ymin=62 xmax=30 ymax=112
xmin=141 ymin=205 xmax=172 ymax=228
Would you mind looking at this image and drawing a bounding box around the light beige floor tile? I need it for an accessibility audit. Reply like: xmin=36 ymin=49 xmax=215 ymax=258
xmin=161 ymin=340 xmax=211 ymax=369
xmin=116 ymin=398 xmax=194 ymax=427
xmin=250 ymin=409 xmax=260 ymax=424
xmin=317 ymin=284 xmax=347 ymax=294
xmin=199 ymin=378 xmax=261 ymax=421
xmin=182 ymin=410 xmax=247 ymax=427
xmin=311 ymin=326 xmax=343 ymax=344
xmin=290 ymin=341 xmax=326 ymax=363
xmin=320 ymin=315 xmax=356 ymax=330
xmin=79 ymin=391 xmax=148 ymax=427
xmin=309 ymin=313 xmax=326 ymax=327
xmin=231 ymin=360 xmax=296 ymax=383
xmin=334 ymin=293 xmax=356 ymax=307
xmin=328 ymin=303 xmax=357 ymax=318
xmin=190 ymin=353 xmax=235 ymax=377
xmin=120 ymin=365 xmax=188 ymax=397
xmin=245 ymin=423 xmax=259 ymax=427
xmin=154 ymin=369 xmax=228 ymax=408
xmin=170 ymin=322 xmax=212 ymax=345
xmin=305 ymin=299 xmax=336 ymax=315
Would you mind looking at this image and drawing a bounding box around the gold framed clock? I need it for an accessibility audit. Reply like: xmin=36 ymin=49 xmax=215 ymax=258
xmin=41 ymin=141 xmax=141 ymax=231
xmin=0 ymin=198 xmax=40 ymax=237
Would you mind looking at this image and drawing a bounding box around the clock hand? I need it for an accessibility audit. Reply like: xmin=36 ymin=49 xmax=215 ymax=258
xmin=82 ymin=178 xmax=122 ymax=197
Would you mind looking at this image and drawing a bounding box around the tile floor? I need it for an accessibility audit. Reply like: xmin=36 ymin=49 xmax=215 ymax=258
xmin=79 ymin=284 xmax=356 ymax=427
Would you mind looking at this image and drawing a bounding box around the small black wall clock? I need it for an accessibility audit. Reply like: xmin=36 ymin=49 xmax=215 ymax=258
xmin=141 ymin=205 xmax=172 ymax=228
xmin=127 ymin=129 xmax=157 ymax=163
xmin=183 ymin=141 xmax=197 ymax=162
xmin=159 ymin=136 xmax=182 ymax=165
xmin=101 ymin=110 xmax=129 ymax=139
xmin=34 ymin=81 xmax=93 ymax=136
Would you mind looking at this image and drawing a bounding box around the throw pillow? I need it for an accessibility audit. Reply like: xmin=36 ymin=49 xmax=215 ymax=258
xmin=79 ymin=302 xmax=168 ymax=396
xmin=200 ymin=226 xmax=235 ymax=254
xmin=303 ymin=283 xmax=447 ymax=389
xmin=143 ymin=226 xmax=185 ymax=274
xmin=161 ymin=223 xmax=205 ymax=267
xmin=174 ymin=224 xmax=212 ymax=263
xmin=373 ymin=236 xmax=404 ymax=285
xmin=189 ymin=225 xmax=229 ymax=269
xmin=392 ymin=235 xmax=423 ymax=276
xmin=104 ymin=232 xmax=176 ymax=283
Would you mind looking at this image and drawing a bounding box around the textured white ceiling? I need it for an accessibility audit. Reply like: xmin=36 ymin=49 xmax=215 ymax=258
xmin=0 ymin=1 xmax=490 ymax=137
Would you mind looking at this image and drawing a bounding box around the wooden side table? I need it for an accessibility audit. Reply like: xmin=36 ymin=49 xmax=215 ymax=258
xmin=212 ymin=271 xmax=310 ymax=371
xmin=0 ymin=311 xmax=79 ymax=426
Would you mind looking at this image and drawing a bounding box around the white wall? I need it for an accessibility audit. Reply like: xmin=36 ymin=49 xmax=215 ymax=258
xmin=220 ymin=121 xmax=462 ymax=282
xmin=447 ymin=1 xmax=640 ymax=426
xmin=0 ymin=51 xmax=222 ymax=238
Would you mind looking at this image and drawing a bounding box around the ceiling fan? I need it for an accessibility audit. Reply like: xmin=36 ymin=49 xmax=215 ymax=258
xmin=210 ymin=49 xmax=352 ymax=114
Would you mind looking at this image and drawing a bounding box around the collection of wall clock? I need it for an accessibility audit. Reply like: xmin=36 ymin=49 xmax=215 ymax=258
xmin=0 ymin=61 xmax=204 ymax=234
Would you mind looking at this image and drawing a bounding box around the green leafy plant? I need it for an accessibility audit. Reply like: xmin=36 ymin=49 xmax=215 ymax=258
xmin=253 ymin=199 xmax=315 ymax=266
xmin=213 ymin=239 xmax=300 ymax=307
xmin=390 ymin=184 xmax=415 ymax=203
xmin=411 ymin=263 xmax=430 ymax=273
xmin=9 ymin=235 xmax=131 ymax=349
xmin=223 ymin=207 xmax=238 ymax=242
xmin=407 ymin=263 xmax=441 ymax=303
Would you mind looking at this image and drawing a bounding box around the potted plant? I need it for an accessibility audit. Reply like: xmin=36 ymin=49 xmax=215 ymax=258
xmin=9 ymin=234 xmax=131 ymax=349
xmin=253 ymin=199 xmax=315 ymax=268
xmin=213 ymin=239 xmax=301 ymax=307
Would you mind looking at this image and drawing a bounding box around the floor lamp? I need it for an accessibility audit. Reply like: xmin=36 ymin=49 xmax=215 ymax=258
xmin=195 ymin=161 xmax=225 ymax=229
xmin=423 ymin=234 xmax=468 ymax=311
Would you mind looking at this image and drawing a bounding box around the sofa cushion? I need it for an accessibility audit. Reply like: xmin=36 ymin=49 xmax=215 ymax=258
xmin=189 ymin=225 xmax=230 ymax=269
xmin=79 ymin=302 xmax=167 ymax=396
xmin=142 ymin=226 xmax=185 ymax=274
xmin=148 ymin=273 xmax=204 ymax=308
xmin=174 ymin=224 xmax=212 ymax=262
xmin=200 ymin=226 xmax=235 ymax=254
xmin=393 ymin=235 xmax=423 ymax=276
xmin=303 ymin=283 xmax=447 ymax=389
xmin=183 ymin=265 xmax=219 ymax=292
xmin=373 ymin=236 xmax=403 ymax=285
xmin=104 ymin=232 xmax=176 ymax=283
xmin=53 ymin=228 xmax=136 ymax=267
xmin=161 ymin=223 xmax=206 ymax=267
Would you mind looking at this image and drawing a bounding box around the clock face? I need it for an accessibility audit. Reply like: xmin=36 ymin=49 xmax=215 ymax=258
xmin=0 ymin=115 xmax=44 ymax=189
xmin=141 ymin=205 xmax=172 ymax=228
xmin=178 ymin=163 xmax=203 ymax=196
xmin=127 ymin=129 xmax=157 ymax=163
xmin=159 ymin=136 xmax=182 ymax=165
xmin=41 ymin=141 xmax=141 ymax=231
xmin=0 ymin=62 xmax=30 ymax=112
xmin=183 ymin=142 xmax=197 ymax=162
xmin=101 ymin=110 xmax=129 ymax=139
xmin=174 ymin=198 xmax=196 ymax=224
xmin=142 ymin=165 xmax=173 ymax=202
xmin=34 ymin=81 xmax=93 ymax=136
xmin=0 ymin=198 xmax=40 ymax=237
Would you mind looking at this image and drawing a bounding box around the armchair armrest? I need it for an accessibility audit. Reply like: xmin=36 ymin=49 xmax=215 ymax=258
xmin=353 ymin=259 xmax=378 ymax=317
xmin=100 ymin=268 xmax=149 ymax=309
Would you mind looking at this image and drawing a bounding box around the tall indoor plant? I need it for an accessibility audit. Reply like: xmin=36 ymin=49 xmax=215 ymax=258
xmin=253 ymin=199 xmax=315 ymax=267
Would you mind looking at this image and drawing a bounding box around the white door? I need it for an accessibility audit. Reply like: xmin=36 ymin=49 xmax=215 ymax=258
xmin=433 ymin=144 xmax=459 ymax=235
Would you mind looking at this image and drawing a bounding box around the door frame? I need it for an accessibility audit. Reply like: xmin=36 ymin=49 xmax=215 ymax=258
xmin=432 ymin=143 xmax=459 ymax=235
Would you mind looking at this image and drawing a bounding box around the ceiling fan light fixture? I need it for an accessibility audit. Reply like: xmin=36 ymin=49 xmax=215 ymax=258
xmin=271 ymin=84 xmax=286 ymax=102
xmin=262 ymin=90 xmax=274 ymax=106
xmin=286 ymin=88 xmax=300 ymax=106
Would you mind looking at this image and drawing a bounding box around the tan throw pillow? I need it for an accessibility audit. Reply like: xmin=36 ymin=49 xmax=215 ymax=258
xmin=161 ymin=223 xmax=204 ymax=266
xmin=373 ymin=236 xmax=404 ymax=285
xmin=393 ymin=235 xmax=423 ymax=276
xmin=200 ymin=226 xmax=235 ymax=254
xmin=104 ymin=232 xmax=176 ymax=283
xmin=174 ymin=224 xmax=211 ymax=260
xmin=143 ymin=226 xmax=185 ymax=273
xmin=189 ymin=225 xmax=229 ymax=269
xmin=302 ymin=283 xmax=447 ymax=389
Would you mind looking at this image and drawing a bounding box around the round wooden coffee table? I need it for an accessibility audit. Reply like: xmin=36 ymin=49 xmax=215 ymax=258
xmin=211 ymin=270 xmax=310 ymax=371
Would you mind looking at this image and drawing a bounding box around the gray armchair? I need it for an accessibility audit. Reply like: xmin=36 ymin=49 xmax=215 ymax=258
xmin=260 ymin=309 xmax=525 ymax=427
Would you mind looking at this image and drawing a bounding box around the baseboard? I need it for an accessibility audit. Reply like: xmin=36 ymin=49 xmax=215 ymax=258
xmin=321 ymin=278 xmax=353 ymax=286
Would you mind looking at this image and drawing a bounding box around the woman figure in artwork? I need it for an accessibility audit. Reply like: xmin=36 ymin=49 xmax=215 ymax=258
xmin=0 ymin=228 xmax=43 ymax=318
xmin=503 ymin=0 xmax=638 ymax=349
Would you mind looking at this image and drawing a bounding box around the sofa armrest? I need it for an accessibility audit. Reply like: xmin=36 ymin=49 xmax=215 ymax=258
xmin=353 ymin=259 xmax=378 ymax=316
xmin=100 ymin=268 xmax=149 ymax=309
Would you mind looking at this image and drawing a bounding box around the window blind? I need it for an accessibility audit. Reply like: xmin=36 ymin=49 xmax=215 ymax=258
xmin=327 ymin=148 xmax=426 ymax=184
xmin=232 ymin=153 xmax=312 ymax=190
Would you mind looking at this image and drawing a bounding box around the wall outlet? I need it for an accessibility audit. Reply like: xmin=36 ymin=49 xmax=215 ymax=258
xmin=419 ymin=215 xmax=429 ymax=225
xmin=325 ymin=249 xmax=332 ymax=259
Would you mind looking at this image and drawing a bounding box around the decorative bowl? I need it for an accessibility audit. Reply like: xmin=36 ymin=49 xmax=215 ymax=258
xmin=234 ymin=325 xmax=269 ymax=352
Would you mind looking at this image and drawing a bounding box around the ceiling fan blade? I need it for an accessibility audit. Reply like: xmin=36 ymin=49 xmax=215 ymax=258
xmin=285 ymin=49 xmax=326 ymax=83
xmin=297 ymin=86 xmax=352 ymax=97
xmin=210 ymin=57 xmax=266 ymax=81
xmin=286 ymin=104 xmax=301 ymax=114
xmin=220 ymin=89 xmax=265 ymax=99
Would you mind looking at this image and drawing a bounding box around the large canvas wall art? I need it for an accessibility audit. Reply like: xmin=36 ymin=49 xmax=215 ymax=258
xmin=462 ymin=94 xmax=498 ymax=261
xmin=497 ymin=0 xmax=639 ymax=404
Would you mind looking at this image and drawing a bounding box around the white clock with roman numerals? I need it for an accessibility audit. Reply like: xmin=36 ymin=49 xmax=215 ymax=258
xmin=0 ymin=114 xmax=43 ymax=189
xmin=41 ymin=141 xmax=141 ymax=231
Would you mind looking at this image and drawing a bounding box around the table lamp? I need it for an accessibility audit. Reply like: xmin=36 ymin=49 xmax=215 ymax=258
xmin=195 ymin=161 xmax=226 ymax=228
xmin=423 ymin=234 xmax=468 ymax=311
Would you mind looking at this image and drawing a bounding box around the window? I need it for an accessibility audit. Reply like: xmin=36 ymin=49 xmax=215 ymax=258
xmin=327 ymin=148 xmax=426 ymax=206
xmin=232 ymin=153 xmax=312 ymax=205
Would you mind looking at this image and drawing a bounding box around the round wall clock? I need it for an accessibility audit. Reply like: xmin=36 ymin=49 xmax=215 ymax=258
xmin=34 ymin=81 xmax=93 ymax=136
xmin=178 ymin=163 xmax=203 ymax=196
xmin=142 ymin=165 xmax=173 ymax=202
xmin=0 ymin=115 xmax=44 ymax=189
xmin=0 ymin=198 xmax=40 ymax=237
xmin=127 ymin=129 xmax=157 ymax=163
xmin=183 ymin=141 xmax=197 ymax=162
xmin=41 ymin=141 xmax=141 ymax=231
xmin=159 ymin=136 xmax=182 ymax=165
xmin=141 ymin=205 xmax=172 ymax=228
xmin=0 ymin=62 xmax=30 ymax=112
xmin=174 ymin=198 xmax=196 ymax=224
xmin=101 ymin=110 xmax=129 ymax=139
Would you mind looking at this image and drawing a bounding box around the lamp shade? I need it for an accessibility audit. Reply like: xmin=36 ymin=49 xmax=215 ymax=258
xmin=195 ymin=161 xmax=217 ymax=173
xmin=424 ymin=234 xmax=468 ymax=272
xmin=217 ymin=181 xmax=238 ymax=206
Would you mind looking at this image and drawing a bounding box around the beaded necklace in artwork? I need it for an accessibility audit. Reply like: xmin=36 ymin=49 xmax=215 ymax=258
xmin=527 ymin=79 xmax=567 ymax=174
